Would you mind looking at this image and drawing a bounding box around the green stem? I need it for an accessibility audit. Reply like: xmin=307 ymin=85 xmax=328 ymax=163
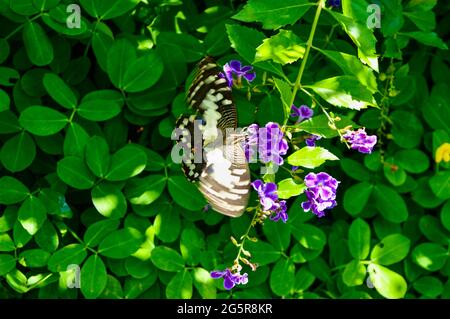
xmin=5 ymin=13 xmax=43 ymax=40
xmin=284 ymin=0 xmax=325 ymax=126
xmin=234 ymin=211 xmax=259 ymax=265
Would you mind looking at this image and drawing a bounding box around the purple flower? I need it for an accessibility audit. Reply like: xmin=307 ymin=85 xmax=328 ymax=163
xmin=301 ymin=172 xmax=339 ymax=218
xmin=291 ymin=105 xmax=313 ymax=123
xmin=210 ymin=269 xmax=248 ymax=290
xmin=244 ymin=123 xmax=259 ymax=162
xmin=328 ymin=0 xmax=341 ymax=7
xmin=270 ymin=200 xmax=288 ymax=223
xmin=221 ymin=60 xmax=256 ymax=87
xmin=252 ymin=180 xmax=289 ymax=222
xmin=291 ymin=166 xmax=299 ymax=171
xmin=343 ymin=128 xmax=377 ymax=154
xmin=305 ymin=134 xmax=321 ymax=147
xmin=244 ymin=123 xmax=289 ymax=165
xmin=251 ymin=180 xmax=278 ymax=211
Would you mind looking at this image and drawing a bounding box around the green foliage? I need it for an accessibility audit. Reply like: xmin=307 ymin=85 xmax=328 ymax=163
xmin=0 ymin=0 xmax=448 ymax=300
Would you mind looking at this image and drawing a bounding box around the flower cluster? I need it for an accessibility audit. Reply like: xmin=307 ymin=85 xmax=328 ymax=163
xmin=221 ymin=60 xmax=256 ymax=87
xmin=343 ymin=128 xmax=377 ymax=154
xmin=244 ymin=122 xmax=289 ymax=165
xmin=328 ymin=0 xmax=341 ymax=8
xmin=301 ymin=172 xmax=339 ymax=218
xmin=291 ymin=104 xmax=313 ymax=123
xmin=210 ymin=269 xmax=248 ymax=290
xmin=252 ymin=180 xmax=288 ymax=223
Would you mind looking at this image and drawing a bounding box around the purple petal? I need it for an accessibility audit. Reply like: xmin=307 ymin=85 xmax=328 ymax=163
xmin=210 ymin=271 xmax=225 ymax=279
xmin=223 ymin=276 xmax=235 ymax=290
xmin=304 ymin=173 xmax=317 ymax=187
xmin=301 ymin=201 xmax=311 ymax=211
xmin=243 ymin=72 xmax=256 ymax=82
xmin=299 ymin=105 xmax=314 ymax=119
xmin=229 ymin=60 xmax=242 ymax=71
xmin=240 ymin=65 xmax=253 ymax=73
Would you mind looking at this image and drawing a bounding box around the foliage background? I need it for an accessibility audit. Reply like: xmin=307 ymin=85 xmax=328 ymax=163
xmin=0 ymin=0 xmax=449 ymax=299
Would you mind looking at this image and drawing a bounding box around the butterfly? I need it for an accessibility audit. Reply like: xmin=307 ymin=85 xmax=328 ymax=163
xmin=174 ymin=57 xmax=250 ymax=217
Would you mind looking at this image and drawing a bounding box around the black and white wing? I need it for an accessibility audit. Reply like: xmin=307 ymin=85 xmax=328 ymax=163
xmin=176 ymin=56 xmax=250 ymax=217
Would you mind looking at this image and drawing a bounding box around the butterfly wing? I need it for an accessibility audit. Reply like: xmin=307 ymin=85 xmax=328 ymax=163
xmin=179 ymin=56 xmax=250 ymax=217
xmin=199 ymin=134 xmax=250 ymax=217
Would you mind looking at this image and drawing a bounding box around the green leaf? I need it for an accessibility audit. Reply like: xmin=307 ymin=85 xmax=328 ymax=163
xmin=246 ymin=240 xmax=281 ymax=266
xmin=306 ymin=76 xmax=377 ymax=110
xmin=18 ymin=196 xmax=46 ymax=235
xmin=80 ymin=0 xmax=140 ymax=20
xmin=371 ymin=234 xmax=410 ymax=265
xmin=287 ymin=146 xmax=338 ymax=169
xmin=98 ymin=228 xmax=143 ymax=259
xmin=0 ymin=206 xmax=16 ymax=232
xmin=291 ymin=223 xmax=326 ymax=251
xmin=373 ymin=184 xmax=408 ymax=223
xmin=0 ymin=132 xmax=35 ymax=173
xmin=329 ymin=11 xmax=378 ymax=72
xmin=270 ymin=258 xmax=295 ymax=296
xmin=340 ymin=159 xmax=371 ymax=182
xmin=343 ymin=182 xmax=373 ymax=216
xmin=124 ymin=175 xmax=166 ymax=205
xmin=318 ymin=49 xmax=377 ymax=93
xmin=19 ymin=106 xmax=68 ymax=136
xmin=105 ymin=144 xmax=147 ymax=181
xmin=383 ymin=157 xmax=407 ymax=187
xmin=403 ymin=31 xmax=448 ymax=50
xmin=296 ymin=114 xmax=354 ymax=138
xmin=395 ymin=149 xmax=429 ymax=174
xmin=123 ymin=274 xmax=157 ymax=299
xmin=233 ymin=0 xmax=313 ymax=30
xmin=0 ymin=67 xmax=19 ymax=86
xmin=63 ymin=123 xmax=89 ymax=157
xmin=125 ymin=257 xmax=154 ymax=279
xmin=405 ymin=0 xmax=437 ymax=11
xmin=413 ymin=276 xmax=443 ymax=298
xmin=18 ymin=249 xmax=50 ymax=268
xmin=150 ymin=246 xmax=184 ymax=272
xmin=0 ymin=254 xmax=16 ymax=276
xmin=225 ymin=24 xmax=285 ymax=78
xmin=348 ymin=218 xmax=371 ymax=260
xmin=83 ymin=219 xmax=120 ymax=248
xmin=158 ymin=32 xmax=204 ymax=63
xmin=92 ymin=22 xmax=114 ymax=72
xmin=107 ymin=39 xmax=136 ymax=88
xmin=277 ymin=178 xmax=306 ymax=199
xmin=48 ymin=244 xmax=87 ymax=272
xmin=35 ymin=220 xmax=59 ymax=252
xmin=0 ymin=111 xmax=21 ymax=134
xmin=429 ymin=172 xmax=450 ymax=199
xmin=23 ymin=21 xmax=53 ymax=66
xmin=0 ymin=89 xmax=10 ymax=112
xmin=419 ymin=215 xmax=449 ymax=246
xmin=404 ymin=11 xmax=436 ymax=32
xmin=122 ymin=51 xmax=164 ymax=93
xmin=204 ymin=23 xmax=230 ymax=56
xmin=85 ymin=136 xmax=110 ymax=178
xmin=441 ymin=201 xmax=450 ymax=232
xmin=167 ymin=175 xmax=206 ymax=211
xmin=0 ymin=233 xmax=15 ymax=252
xmin=412 ymin=243 xmax=447 ymax=271
xmin=273 ymin=78 xmax=293 ymax=115
xmin=5 ymin=269 xmax=29 ymax=293
xmin=263 ymin=219 xmax=291 ymax=251
xmin=255 ymin=30 xmax=305 ymax=64
xmin=92 ymin=183 xmax=127 ymax=219
xmin=0 ymin=176 xmax=29 ymax=204
xmin=368 ymin=264 xmax=407 ymax=299
xmin=166 ymin=270 xmax=193 ymax=299
xmin=193 ymin=267 xmax=216 ymax=299
xmin=294 ymin=268 xmax=315 ymax=292
xmin=81 ymin=255 xmax=107 ymax=299
xmin=342 ymin=260 xmax=366 ymax=287
xmin=57 ymin=156 xmax=96 ymax=190
xmin=256 ymin=94 xmax=284 ymax=124
xmin=0 ymin=39 xmax=10 ymax=64
xmin=391 ymin=111 xmax=423 ymax=149
xmin=43 ymin=73 xmax=77 ymax=109
xmin=78 ymin=99 xmax=121 ymax=122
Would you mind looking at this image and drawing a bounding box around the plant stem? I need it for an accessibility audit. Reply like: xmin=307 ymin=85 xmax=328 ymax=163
xmin=284 ymin=0 xmax=325 ymax=126
xmin=234 ymin=210 xmax=259 ymax=265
